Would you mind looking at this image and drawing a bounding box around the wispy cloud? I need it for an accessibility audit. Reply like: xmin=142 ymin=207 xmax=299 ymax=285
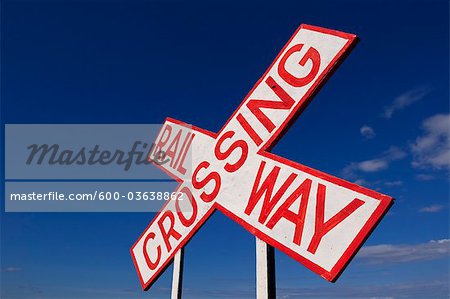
xmin=3 ymin=267 xmax=21 ymax=272
xmin=353 ymin=178 xmax=370 ymax=186
xmin=358 ymin=160 xmax=388 ymax=172
xmin=343 ymin=146 xmax=406 ymax=179
xmin=358 ymin=239 xmax=450 ymax=264
xmin=383 ymin=180 xmax=403 ymax=187
xmin=277 ymin=280 xmax=449 ymax=299
xmin=419 ymin=204 xmax=445 ymax=213
xmin=416 ymin=173 xmax=435 ymax=181
xmin=411 ymin=113 xmax=450 ymax=170
xmin=382 ymin=86 xmax=431 ymax=119
xmin=360 ymin=125 xmax=376 ymax=139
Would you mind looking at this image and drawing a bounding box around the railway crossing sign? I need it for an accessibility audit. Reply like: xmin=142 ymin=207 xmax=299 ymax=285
xmin=131 ymin=24 xmax=393 ymax=291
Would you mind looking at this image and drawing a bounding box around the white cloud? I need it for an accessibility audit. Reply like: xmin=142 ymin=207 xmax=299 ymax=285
xmin=140 ymin=280 xmax=450 ymax=299
xmin=419 ymin=204 xmax=445 ymax=213
xmin=358 ymin=239 xmax=450 ymax=264
xmin=416 ymin=174 xmax=435 ymax=181
xmin=382 ymin=86 xmax=431 ymax=118
xmin=343 ymin=146 xmax=406 ymax=179
xmin=360 ymin=125 xmax=376 ymax=139
xmin=411 ymin=113 xmax=450 ymax=170
xmin=384 ymin=180 xmax=403 ymax=187
xmin=384 ymin=146 xmax=408 ymax=160
xmin=3 ymin=267 xmax=21 ymax=272
xmin=277 ymin=280 xmax=449 ymax=299
xmin=358 ymin=160 xmax=388 ymax=172
xmin=354 ymin=179 xmax=370 ymax=186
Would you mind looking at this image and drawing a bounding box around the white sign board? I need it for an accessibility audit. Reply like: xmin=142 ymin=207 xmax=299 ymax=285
xmin=131 ymin=24 xmax=393 ymax=290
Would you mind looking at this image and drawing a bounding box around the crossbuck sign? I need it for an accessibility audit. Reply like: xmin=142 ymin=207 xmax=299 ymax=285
xmin=131 ymin=24 xmax=393 ymax=291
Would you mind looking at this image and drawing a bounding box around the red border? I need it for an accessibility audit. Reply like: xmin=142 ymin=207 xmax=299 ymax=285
xmin=131 ymin=24 xmax=394 ymax=289
xmin=130 ymin=120 xmax=217 ymax=290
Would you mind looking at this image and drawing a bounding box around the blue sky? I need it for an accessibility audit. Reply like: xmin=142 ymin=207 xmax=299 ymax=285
xmin=1 ymin=0 xmax=449 ymax=298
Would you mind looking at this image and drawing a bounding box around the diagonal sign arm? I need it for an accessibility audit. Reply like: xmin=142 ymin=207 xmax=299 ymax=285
xmin=131 ymin=24 xmax=393 ymax=290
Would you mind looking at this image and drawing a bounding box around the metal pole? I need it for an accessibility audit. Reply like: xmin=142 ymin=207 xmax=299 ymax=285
xmin=171 ymin=247 xmax=184 ymax=299
xmin=256 ymin=237 xmax=276 ymax=299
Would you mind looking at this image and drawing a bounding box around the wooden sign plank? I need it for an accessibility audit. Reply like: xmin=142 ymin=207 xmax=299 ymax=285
xmin=130 ymin=24 xmax=393 ymax=290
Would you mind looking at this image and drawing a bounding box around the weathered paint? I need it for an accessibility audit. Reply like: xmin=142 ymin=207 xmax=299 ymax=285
xmin=131 ymin=24 xmax=393 ymax=291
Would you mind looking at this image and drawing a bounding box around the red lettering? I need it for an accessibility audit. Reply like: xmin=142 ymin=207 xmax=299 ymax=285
xmin=214 ymin=130 xmax=248 ymax=173
xmin=278 ymin=44 xmax=320 ymax=87
xmin=157 ymin=211 xmax=182 ymax=252
xmin=192 ymin=161 xmax=221 ymax=203
xmin=236 ymin=113 xmax=263 ymax=146
xmin=174 ymin=132 xmax=191 ymax=170
xmin=307 ymin=184 xmax=364 ymax=254
xmin=246 ymin=76 xmax=295 ymax=133
xmin=153 ymin=124 xmax=172 ymax=161
xmin=143 ymin=232 xmax=161 ymax=270
xmin=175 ymin=186 xmax=198 ymax=227
xmin=177 ymin=133 xmax=195 ymax=175
xmin=244 ymin=161 xmax=297 ymax=225
xmin=166 ymin=130 xmax=181 ymax=167
xmin=266 ymin=178 xmax=312 ymax=246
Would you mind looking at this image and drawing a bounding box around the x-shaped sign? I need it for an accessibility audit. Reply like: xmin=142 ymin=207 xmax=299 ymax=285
xmin=131 ymin=24 xmax=393 ymax=290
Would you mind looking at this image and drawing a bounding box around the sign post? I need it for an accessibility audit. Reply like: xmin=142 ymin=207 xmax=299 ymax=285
xmin=170 ymin=248 xmax=184 ymax=299
xmin=256 ymin=238 xmax=276 ymax=299
xmin=131 ymin=24 xmax=393 ymax=296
